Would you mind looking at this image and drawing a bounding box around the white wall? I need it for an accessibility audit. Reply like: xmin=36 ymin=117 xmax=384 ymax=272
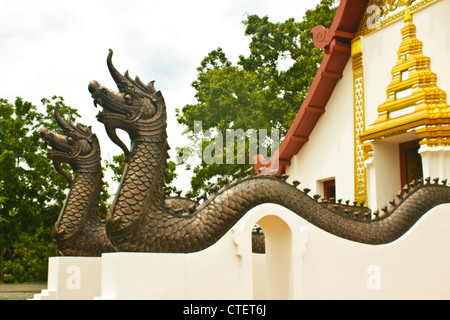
xmin=34 ymin=203 xmax=450 ymax=300
xmin=287 ymin=61 xmax=355 ymax=202
xmin=371 ymin=140 xmax=400 ymax=207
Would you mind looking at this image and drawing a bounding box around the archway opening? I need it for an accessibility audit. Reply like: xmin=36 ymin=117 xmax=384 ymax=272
xmin=251 ymin=215 xmax=293 ymax=300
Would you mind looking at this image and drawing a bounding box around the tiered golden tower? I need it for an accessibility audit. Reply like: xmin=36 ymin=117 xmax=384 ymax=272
xmin=360 ymin=6 xmax=450 ymax=146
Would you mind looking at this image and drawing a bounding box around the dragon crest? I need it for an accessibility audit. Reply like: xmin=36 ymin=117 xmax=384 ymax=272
xmin=88 ymin=49 xmax=167 ymax=161
xmin=41 ymin=105 xmax=100 ymax=185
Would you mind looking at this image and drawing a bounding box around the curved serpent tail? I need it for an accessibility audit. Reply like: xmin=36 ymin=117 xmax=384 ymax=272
xmin=107 ymin=169 xmax=450 ymax=252
xmin=89 ymin=50 xmax=450 ymax=253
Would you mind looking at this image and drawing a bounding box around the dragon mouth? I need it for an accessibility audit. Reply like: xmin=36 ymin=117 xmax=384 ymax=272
xmin=93 ymin=96 xmax=131 ymax=121
xmin=89 ymin=80 xmax=133 ymax=159
xmin=40 ymin=128 xmax=74 ymax=159
xmin=89 ymin=80 xmax=132 ymax=122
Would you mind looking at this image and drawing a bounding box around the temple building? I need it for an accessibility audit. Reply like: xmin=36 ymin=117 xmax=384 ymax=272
xmin=259 ymin=0 xmax=450 ymax=212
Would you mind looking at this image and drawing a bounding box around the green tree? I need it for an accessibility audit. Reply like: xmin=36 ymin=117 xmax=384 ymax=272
xmin=0 ymin=96 xmax=95 ymax=283
xmin=176 ymin=0 xmax=337 ymax=194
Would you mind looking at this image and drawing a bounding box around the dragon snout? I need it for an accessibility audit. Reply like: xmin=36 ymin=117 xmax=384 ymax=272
xmin=40 ymin=127 xmax=52 ymax=141
xmin=40 ymin=127 xmax=50 ymax=146
xmin=40 ymin=127 xmax=49 ymax=136
xmin=88 ymin=80 xmax=100 ymax=94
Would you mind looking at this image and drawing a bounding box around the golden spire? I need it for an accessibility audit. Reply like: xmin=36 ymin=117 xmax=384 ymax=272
xmin=404 ymin=5 xmax=413 ymax=24
xmin=360 ymin=6 xmax=450 ymax=145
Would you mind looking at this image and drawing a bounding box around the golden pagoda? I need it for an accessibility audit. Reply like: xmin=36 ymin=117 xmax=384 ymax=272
xmin=360 ymin=6 xmax=450 ymax=147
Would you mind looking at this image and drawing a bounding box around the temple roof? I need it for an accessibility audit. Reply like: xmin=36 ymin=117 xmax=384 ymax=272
xmin=255 ymin=0 xmax=369 ymax=176
xmin=255 ymin=0 xmax=449 ymax=176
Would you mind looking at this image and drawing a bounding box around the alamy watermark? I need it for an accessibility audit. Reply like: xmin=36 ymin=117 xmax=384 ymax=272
xmin=365 ymin=1 xmax=414 ymax=31
xmin=365 ymin=4 xmax=383 ymax=30
xmin=366 ymin=265 xmax=381 ymax=290
xmin=177 ymin=121 xmax=280 ymax=173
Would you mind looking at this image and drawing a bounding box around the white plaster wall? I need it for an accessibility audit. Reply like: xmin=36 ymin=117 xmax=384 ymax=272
xmin=370 ymin=139 xmax=401 ymax=207
xmin=362 ymin=21 xmax=400 ymax=126
xmin=36 ymin=202 xmax=450 ymax=300
xmin=301 ymin=203 xmax=450 ymax=299
xmin=32 ymin=256 xmax=102 ymax=300
xmin=98 ymin=203 xmax=450 ymax=300
xmin=419 ymin=145 xmax=450 ymax=182
xmin=287 ymin=61 xmax=355 ymax=201
xmin=98 ymin=234 xmax=245 ymax=300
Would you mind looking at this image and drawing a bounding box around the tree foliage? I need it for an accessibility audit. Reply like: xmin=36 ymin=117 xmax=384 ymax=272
xmin=176 ymin=0 xmax=337 ymax=194
xmin=0 ymin=95 xmax=174 ymax=283
xmin=0 ymin=96 xmax=94 ymax=283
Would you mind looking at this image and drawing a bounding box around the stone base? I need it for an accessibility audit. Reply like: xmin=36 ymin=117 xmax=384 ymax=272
xmin=31 ymin=256 xmax=101 ymax=300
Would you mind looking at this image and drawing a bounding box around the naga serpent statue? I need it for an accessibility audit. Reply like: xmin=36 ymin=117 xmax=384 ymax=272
xmin=41 ymin=105 xmax=196 ymax=256
xmin=78 ymin=49 xmax=450 ymax=253
xmin=40 ymin=106 xmax=115 ymax=256
xmin=41 ymin=50 xmax=450 ymax=255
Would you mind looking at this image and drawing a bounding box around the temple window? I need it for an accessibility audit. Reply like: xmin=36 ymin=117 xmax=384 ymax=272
xmin=389 ymin=104 xmax=415 ymax=119
xmin=395 ymin=87 xmax=412 ymax=99
xmin=323 ymin=179 xmax=336 ymax=201
xmin=401 ymin=69 xmax=409 ymax=81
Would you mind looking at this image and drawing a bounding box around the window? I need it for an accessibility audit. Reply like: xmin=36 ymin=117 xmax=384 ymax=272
xmin=395 ymin=87 xmax=413 ymax=100
xmin=399 ymin=140 xmax=423 ymax=187
xmin=401 ymin=69 xmax=409 ymax=81
xmin=323 ymin=179 xmax=336 ymax=201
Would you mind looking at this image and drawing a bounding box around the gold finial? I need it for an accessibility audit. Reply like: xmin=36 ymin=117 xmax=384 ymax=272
xmin=404 ymin=5 xmax=413 ymax=24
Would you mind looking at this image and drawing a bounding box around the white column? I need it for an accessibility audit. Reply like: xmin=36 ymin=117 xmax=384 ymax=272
xmin=364 ymin=156 xmax=377 ymax=210
xmin=419 ymin=145 xmax=450 ymax=182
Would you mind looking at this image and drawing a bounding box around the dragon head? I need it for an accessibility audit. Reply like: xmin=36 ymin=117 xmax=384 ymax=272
xmin=88 ymin=49 xmax=167 ymax=159
xmin=40 ymin=105 xmax=101 ymax=185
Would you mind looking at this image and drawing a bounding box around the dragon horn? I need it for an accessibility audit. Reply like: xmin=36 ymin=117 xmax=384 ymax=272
xmin=107 ymin=49 xmax=125 ymax=86
xmin=54 ymin=103 xmax=73 ymax=134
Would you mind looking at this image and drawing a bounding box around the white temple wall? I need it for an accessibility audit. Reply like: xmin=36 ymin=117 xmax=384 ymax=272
xmin=33 ymin=203 xmax=450 ymax=300
xmin=287 ymin=61 xmax=355 ymax=202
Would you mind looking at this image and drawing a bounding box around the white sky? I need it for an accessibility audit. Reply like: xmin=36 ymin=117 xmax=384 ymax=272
xmin=0 ymin=0 xmax=322 ymax=194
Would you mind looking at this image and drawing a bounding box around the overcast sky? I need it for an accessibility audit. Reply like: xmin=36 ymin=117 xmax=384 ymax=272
xmin=1 ymin=0 xmax=322 ymax=194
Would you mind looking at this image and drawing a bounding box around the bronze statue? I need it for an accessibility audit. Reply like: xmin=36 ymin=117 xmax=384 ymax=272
xmin=41 ymin=50 xmax=450 ymax=255
xmin=84 ymin=50 xmax=450 ymax=253
xmin=41 ymin=105 xmax=199 ymax=255
xmin=40 ymin=106 xmax=115 ymax=256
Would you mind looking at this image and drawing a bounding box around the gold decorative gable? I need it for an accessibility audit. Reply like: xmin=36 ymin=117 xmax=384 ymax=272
xmin=360 ymin=7 xmax=450 ymax=145
xmin=358 ymin=0 xmax=440 ymax=36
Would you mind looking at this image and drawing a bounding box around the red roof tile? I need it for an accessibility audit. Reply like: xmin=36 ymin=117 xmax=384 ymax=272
xmin=255 ymin=0 xmax=368 ymax=176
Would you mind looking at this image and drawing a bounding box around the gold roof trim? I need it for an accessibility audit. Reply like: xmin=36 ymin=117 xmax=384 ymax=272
xmin=357 ymin=0 xmax=441 ymax=37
